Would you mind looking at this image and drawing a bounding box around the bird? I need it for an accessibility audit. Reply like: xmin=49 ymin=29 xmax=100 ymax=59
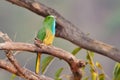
xmin=35 ymin=15 xmax=56 ymax=74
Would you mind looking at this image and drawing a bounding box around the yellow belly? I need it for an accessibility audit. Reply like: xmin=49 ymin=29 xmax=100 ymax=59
xmin=43 ymin=29 xmax=54 ymax=45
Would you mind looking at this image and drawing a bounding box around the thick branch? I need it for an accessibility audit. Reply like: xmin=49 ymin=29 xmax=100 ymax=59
xmin=0 ymin=41 xmax=85 ymax=66
xmin=6 ymin=0 xmax=120 ymax=62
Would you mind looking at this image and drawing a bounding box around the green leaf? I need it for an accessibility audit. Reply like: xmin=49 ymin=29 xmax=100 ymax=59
xmin=41 ymin=55 xmax=54 ymax=74
xmin=113 ymin=62 xmax=120 ymax=80
xmin=91 ymin=71 xmax=98 ymax=80
xmin=96 ymin=62 xmax=103 ymax=70
xmin=86 ymin=51 xmax=94 ymax=59
xmin=55 ymin=68 xmax=64 ymax=80
xmin=71 ymin=47 xmax=81 ymax=55
xmin=86 ymin=51 xmax=95 ymax=70
xmin=86 ymin=51 xmax=99 ymax=80
xmin=10 ymin=74 xmax=16 ymax=80
xmin=98 ymin=73 xmax=105 ymax=80
xmin=96 ymin=62 xmax=106 ymax=80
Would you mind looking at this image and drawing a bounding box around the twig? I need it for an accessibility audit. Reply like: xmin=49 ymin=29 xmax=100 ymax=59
xmin=0 ymin=32 xmax=12 ymax=42
xmin=6 ymin=51 xmax=30 ymax=79
xmin=6 ymin=0 xmax=120 ymax=62
xmin=0 ymin=32 xmax=27 ymax=78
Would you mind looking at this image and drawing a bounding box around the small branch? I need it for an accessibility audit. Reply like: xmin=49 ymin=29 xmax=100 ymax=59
xmin=0 ymin=59 xmax=17 ymax=74
xmin=0 ymin=31 xmax=29 ymax=78
xmin=6 ymin=0 xmax=120 ymax=62
xmin=0 ymin=59 xmax=53 ymax=80
xmin=6 ymin=51 xmax=30 ymax=79
xmin=0 ymin=32 xmax=12 ymax=42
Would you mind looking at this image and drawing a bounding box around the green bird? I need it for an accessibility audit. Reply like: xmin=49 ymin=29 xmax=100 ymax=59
xmin=35 ymin=15 xmax=56 ymax=74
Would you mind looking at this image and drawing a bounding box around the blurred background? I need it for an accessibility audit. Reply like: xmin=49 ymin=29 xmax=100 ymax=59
xmin=0 ymin=0 xmax=120 ymax=80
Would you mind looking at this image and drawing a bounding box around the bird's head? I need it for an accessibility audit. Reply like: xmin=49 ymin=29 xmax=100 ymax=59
xmin=43 ymin=15 xmax=56 ymax=34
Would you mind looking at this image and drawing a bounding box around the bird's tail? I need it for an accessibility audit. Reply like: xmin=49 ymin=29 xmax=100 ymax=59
xmin=35 ymin=53 xmax=41 ymax=74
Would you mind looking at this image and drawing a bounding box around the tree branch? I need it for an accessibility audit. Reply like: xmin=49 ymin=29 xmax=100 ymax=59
xmin=0 ymin=41 xmax=85 ymax=80
xmin=0 ymin=32 xmax=54 ymax=80
xmin=0 ymin=32 xmax=85 ymax=80
xmin=0 ymin=31 xmax=26 ymax=78
xmin=0 ymin=59 xmax=53 ymax=80
xmin=6 ymin=0 xmax=120 ymax=62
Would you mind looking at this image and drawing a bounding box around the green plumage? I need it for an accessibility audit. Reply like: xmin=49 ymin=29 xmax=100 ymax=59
xmin=37 ymin=15 xmax=56 ymax=41
xmin=37 ymin=27 xmax=46 ymax=41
